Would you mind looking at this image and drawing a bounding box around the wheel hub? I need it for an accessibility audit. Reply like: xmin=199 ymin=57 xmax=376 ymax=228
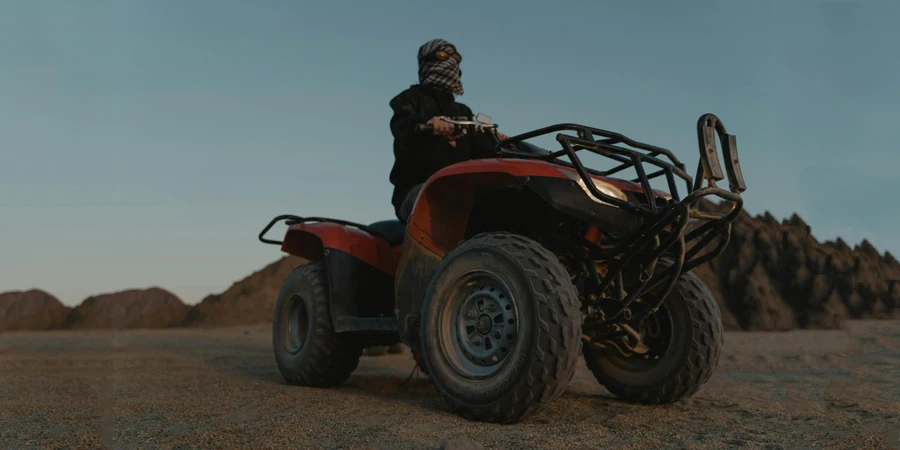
xmin=606 ymin=304 xmax=673 ymax=366
xmin=282 ymin=295 xmax=309 ymax=354
xmin=441 ymin=276 xmax=519 ymax=377
xmin=476 ymin=314 xmax=492 ymax=334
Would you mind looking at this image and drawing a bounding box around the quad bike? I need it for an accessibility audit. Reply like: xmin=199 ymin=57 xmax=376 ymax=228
xmin=258 ymin=112 xmax=746 ymax=424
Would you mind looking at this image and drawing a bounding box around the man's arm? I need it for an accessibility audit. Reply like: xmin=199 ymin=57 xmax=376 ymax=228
xmin=390 ymin=95 xmax=455 ymax=144
xmin=389 ymin=95 xmax=429 ymax=145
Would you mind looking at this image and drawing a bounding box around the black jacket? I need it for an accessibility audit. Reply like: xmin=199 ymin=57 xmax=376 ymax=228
xmin=388 ymin=84 xmax=497 ymax=210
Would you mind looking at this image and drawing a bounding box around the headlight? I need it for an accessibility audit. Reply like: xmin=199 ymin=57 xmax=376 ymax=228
xmin=557 ymin=168 xmax=627 ymax=206
xmin=588 ymin=179 xmax=627 ymax=202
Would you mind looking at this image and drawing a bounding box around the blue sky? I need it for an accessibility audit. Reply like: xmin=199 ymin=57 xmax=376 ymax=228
xmin=2 ymin=1 xmax=898 ymax=306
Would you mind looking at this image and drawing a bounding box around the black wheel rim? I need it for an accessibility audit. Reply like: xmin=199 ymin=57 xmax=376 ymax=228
xmin=608 ymin=303 xmax=674 ymax=371
xmin=437 ymin=270 xmax=519 ymax=379
xmin=281 ymin=295 xmax=309 ymax=354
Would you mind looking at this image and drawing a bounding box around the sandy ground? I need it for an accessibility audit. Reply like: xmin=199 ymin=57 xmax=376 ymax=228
xmin=1 ymin=320 xmax=898 ymax=450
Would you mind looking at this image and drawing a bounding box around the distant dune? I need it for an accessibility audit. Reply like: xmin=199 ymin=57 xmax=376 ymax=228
xmin=0 ymin=289 xmax=71 ymax=331
xmin=2 ymin=205 xmax=898 ymax=333
xmin=63 ymin=287 xmax=190 ymax=330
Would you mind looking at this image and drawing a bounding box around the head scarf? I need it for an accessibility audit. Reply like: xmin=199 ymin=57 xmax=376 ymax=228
xmin=417 ymin=39 xmax=463 ymax=96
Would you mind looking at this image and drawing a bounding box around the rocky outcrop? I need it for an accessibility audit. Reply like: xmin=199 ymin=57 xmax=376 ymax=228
xmin=694 ymin=200 xmax=900 ymax=330
xmin=0 ymin=290 xmax=71 ymax=331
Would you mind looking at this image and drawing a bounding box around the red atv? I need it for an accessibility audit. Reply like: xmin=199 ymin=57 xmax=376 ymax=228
xmin=258 ymin=113 xmax=746 ymax=424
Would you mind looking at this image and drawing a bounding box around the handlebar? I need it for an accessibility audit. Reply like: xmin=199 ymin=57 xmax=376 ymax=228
xmin=415 ymin=116 xmax=499 ymax=133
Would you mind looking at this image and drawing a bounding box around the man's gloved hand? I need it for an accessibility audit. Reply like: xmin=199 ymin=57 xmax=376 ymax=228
xmin=428 ymin=117 xmax=456 ymax=137
xmin=496 ymin=131 xmax=509 ymax=141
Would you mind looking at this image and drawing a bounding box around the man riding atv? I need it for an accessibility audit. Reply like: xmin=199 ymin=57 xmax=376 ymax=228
xmin=389 ymin=38 xmax=508 ymax=222
xmin=260 ymin=37 xmax=747 ymax=424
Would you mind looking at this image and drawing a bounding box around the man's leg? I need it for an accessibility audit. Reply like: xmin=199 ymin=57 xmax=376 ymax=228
xmin=395 ymin=183 xmax=424 ymax=223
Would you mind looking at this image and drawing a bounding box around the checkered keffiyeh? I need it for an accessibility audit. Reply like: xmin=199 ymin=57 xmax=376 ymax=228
xmin=417 ymin=39 xmax=463 ymax=96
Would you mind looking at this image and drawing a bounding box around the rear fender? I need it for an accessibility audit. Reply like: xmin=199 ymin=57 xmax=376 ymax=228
xmin=282 ymin=223 xmax=397 ymax=330
xmin=281 ymin=223 xmax=395 ymax=274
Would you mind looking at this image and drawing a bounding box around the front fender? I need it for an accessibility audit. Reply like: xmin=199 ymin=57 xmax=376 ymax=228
xmin=405 ymin=158 xmax=651 ymax=256
xmin=524 ymin=176 xmax=644 ymax=237
xmin=407 ymin=158 xmax=570 ymax=257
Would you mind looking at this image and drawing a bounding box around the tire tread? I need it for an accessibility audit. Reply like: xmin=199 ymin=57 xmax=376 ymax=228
xmin=423 ymin=232 xmax=583 ymax=424
xmin=274 ymin=262 xmax=362 ymax=387
xmin=585 ymin=269 xmax=723 ymax=404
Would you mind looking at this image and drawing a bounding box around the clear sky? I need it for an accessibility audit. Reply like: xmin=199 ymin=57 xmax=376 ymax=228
xmin=3 ymin=1 xmax=898 ymax=306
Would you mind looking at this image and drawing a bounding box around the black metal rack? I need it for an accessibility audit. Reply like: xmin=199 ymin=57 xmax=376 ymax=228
xmin=497 ymin=114 xmax=745 ymax=213
xmin=497 ymin=114 xmax=747 ymax=324
xmin=259 ymin=214 xmax=390 ymax=246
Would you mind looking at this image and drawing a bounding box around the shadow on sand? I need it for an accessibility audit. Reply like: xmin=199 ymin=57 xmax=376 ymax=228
xmin=170 ymin=336 xmax=645 ymax=423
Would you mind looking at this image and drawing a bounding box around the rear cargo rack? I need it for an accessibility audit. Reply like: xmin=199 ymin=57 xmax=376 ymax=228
xmin=258 ymin=215 xmax=389 ymax=246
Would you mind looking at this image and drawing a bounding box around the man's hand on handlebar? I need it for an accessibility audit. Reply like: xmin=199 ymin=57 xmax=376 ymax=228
xmin=428 ymin=117 xmax=455 ymax=137
xmin=416 ymin=116 xmax=500 ymax=145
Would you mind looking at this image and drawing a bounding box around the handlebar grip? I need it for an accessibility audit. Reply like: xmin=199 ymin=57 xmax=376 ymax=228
xmin=415 ymin=123 xmax=433 ymax=132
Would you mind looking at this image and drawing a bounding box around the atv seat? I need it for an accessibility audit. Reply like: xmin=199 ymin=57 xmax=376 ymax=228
xmin=367 ymin=220 xmax=405 ymax=246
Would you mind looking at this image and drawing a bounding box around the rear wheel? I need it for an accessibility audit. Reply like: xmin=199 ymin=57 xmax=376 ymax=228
xmin=272 ymin=262 xmax=363 ymax=387
xmin=584 ymin=263 xmax=723 ymax=403
xmin=419 ymin=232 xmax=582 ymax=424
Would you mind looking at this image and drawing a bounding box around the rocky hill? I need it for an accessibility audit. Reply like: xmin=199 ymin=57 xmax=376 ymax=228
xmin=63 ymin=287 xmax=190 ymax=329
xmin=695 ymin=200 xmax=900 ymax=330
xmin=183 ymin=205 xmax=897 ymax=331
xmin=2 ymin=206 xmax=898 ymax=333
xmin=0 ymin=290 xmax=71 ymax=331
xmin=184 ymin=255 xmax=306 ymax=328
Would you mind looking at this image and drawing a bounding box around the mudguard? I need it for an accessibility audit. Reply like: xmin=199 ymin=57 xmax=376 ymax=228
xmin=405 ymin=158 xmax=565 ymax=256
xmin=393 ymin=158 xmax=580 ymax=347
xmin=393 ymin=157 xmax=671 ymax=348
xmin=403 ymin=157 xmax=661 ymax=257
xmin=281 ymin=222 xmax=399 ymax=331
xmin=281 ymin=222 xmax=396 ymax=275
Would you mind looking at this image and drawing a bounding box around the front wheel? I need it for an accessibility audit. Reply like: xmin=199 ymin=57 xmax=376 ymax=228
xmin=584 ymin=264 xmax=724 ymax=404
xmin=419 ymin=232 xmax=583 ymax=424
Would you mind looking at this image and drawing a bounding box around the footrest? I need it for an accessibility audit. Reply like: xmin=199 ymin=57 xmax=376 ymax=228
xmin=333 ymin=315 xmax=398 ymax=333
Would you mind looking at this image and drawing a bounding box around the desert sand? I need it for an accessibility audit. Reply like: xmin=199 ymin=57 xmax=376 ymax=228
xmin=1 ymin=320 xmax=897 ymax=450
